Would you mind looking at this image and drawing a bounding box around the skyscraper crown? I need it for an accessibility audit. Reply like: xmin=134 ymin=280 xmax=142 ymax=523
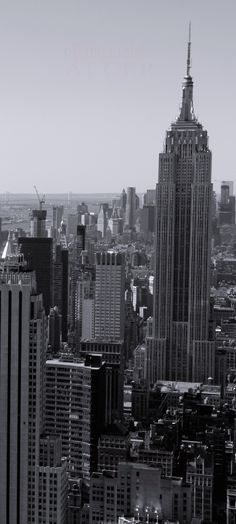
xmin=176 ymin=23 xmax=197 ymax=125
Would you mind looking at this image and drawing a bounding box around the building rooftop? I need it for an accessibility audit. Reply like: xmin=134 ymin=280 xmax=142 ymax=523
xmin=46 ymin=355 xmax=104 ymax=370
xmin=154 ymin=381 xmax=201 ymax=394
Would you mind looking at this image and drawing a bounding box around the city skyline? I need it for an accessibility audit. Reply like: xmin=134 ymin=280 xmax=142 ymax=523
xmin=0 ymin=0 xmax=236 ymax=193
xmin=1 ymin=4 xmax=236 ymax=523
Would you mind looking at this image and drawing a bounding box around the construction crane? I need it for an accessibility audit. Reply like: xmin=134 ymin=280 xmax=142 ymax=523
xmin=33 ymin=185 xmax=45 ymax=210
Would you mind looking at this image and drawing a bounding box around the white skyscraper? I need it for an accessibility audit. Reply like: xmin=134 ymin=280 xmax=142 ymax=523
xmin=97 ymin=203 xmax=109 ymax=238
xmin=45 ymin=354 xmax=106 ymax=480
xmin=94 ymin=251 xmax=125 ymax=341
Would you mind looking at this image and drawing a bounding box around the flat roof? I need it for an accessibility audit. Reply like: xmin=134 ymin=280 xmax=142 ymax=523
xmin=46 ymin=358 xmax=102 ymax=370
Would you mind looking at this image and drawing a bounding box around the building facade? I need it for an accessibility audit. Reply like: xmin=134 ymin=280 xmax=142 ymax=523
xmin=18 ymin=237 xmax=53 ymax=315
xmin=30 ymin=209 xmax=47 ymax=238
xmin=95 ymin=251 xmax=125 ymax=341
xmin=35 ymin=435 xmax=67 ymax=524
xmin=125 ymin=187 xmax=138 ymax=229
xmin=45 ymin=354 xmax=106 ymax=480
xmin=149 ymin=34 xmax=213 ymax=382
xmin=53 ymin=243 xmax=68 ymax=342
xmin=0 ymin=257 xmax=46 ymax=524
xmin=89 ymin=462 xmax=192 ymax=524
xmin=218 ymin=182 xmax=235 ymax=226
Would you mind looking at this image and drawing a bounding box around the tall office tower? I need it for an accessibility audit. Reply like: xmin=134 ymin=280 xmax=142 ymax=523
xmin=212 ymin=191 xmax=217 ymax=220
xmin=0 ymin=256 xmax=46 ymax=524
xmin=97 ymin=203 xmax=109 ymax=237
xmin=53 ymin=205 xmax=64 ymax=231
xmin=45 ymin=354 xmax=106 ymax=480
xmin=30 ymin=209 xmax=47 ymax=237
xmin=35 ymin=435 xmax=67 ymax=524
xmin=53 ymin=243 xmax=68 ymax=342
xmin=120 ymin=188 xmax=127 ymax=213
xmin=28 ymin=292 xmax=47 ymax=524
xmin=18 ymin=237 xmax=53 ymax=315
xmin=67 ymin=213 xmax=79 ymax=235
xmin=48 ymin=306 xmax=61 ymax=354
xmin=75 ymin=224 xmax=86 ymax=254
xmin=81 ymin=211 xmax=97 ymax=228
xmin=222 ymin=180 xmax=234 ymax=196
xmin=140 ymin=205 xmax=155 ymax=236
xmin=112 ymin=197 xmax=121 ymax=209
xmin=148 ymin=34 xmax=214 ymax=383
xmin=95 ymin=252 xmax=125 ymax=340
xmin=85 ymin=238 xmax=95 ymax=265
xmin=0 ymin=216 xmax=2 ymax=245
xmin=124 ymin=289 xmax=139 ymax=365
xmin=109 ymin=208 xmax=123 ymax=236
xmin=80 ymin=339 xmax=124 ymax=424
xmin=218 ymin=182 xmax=235 ymax=225
xmin=75 ymin=272 xmax=95 ymax=341
xmin=125 ymin=187 xmax=138 ymax=229
xmin=69 ymin=225 xmax=86 ymax=333
xmin=77 ymin=202 xmax=88 ymax=225
xmin=143 ymin=188 xmax=156 ymax=206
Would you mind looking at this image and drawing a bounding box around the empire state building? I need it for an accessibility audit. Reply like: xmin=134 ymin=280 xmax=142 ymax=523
xmin=147 ymin=33 xmax=215 ymax=383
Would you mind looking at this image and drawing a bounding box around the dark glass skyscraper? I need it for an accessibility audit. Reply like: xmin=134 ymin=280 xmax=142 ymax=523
xmin=18 ymin=237 xmax=53 ymax=315
xmin=53 ymin=243 xmax=68 ymax=342
xmin=147 ymin=33 xmax=214 ymax=383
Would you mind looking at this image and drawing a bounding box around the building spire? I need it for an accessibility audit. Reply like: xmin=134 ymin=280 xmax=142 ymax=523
xmin=176 ymin=23 xmax=197 ymax=124
xmin=186 ymin=21 xmax=191 ymax=76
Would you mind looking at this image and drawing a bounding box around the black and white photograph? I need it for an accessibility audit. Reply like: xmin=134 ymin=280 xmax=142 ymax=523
xmin=0 ymin=1 xmax=235 ymax=523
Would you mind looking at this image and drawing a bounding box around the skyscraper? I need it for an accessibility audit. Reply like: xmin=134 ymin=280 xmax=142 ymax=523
xmin=97 ymin=203 xmax=109 ymax=237
xmin=53 ymin=243 xmax=68 ymax=342
xmin=68 ymin=225 xmax=86 ymax=333
xmin=125 ymin=187 xmax=139 ymax=229
xmin=80 ymin=339 xmax=124 ymax=424
xmin=222 ymin=180 xmax=234 ymax=196
xmin=18 ymin=237 xmax=53 ymax=315
xmin=45 ymin=353 xmax=106 ymax=479
xmin=218 ymin=182 xmax=235 ymax=225
xmin=30 ymin=209 xmax=47 ymax=238
xmin=51 ymin=205 xmax=64 ymax=240
xmin=120 ymin=188 xmax=127 ymax=214
xmin=53 ymin=205 xmax=64 ymax=230
xmin=149 ymin=31 xmax=214 ymax=383
xmin=0 ymin=256 xmax=46 ymax=524
xmin=75 ymin=272 xmax=95 ymax=341
xmin=94 ymin=251 xmax=125 ymax=340
xmin=48 ymin=306 xmax=62 ymax=354
xmin=79 ymin=251 xmax=125 ymax=424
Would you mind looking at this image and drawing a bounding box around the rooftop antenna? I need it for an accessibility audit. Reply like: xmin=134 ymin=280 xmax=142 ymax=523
xmin=187 ymin=21 xmax=191 ymax=76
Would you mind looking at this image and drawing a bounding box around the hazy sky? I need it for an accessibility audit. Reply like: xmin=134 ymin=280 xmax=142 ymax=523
xmin=0 ymin=0 xmax=235 ymax=193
